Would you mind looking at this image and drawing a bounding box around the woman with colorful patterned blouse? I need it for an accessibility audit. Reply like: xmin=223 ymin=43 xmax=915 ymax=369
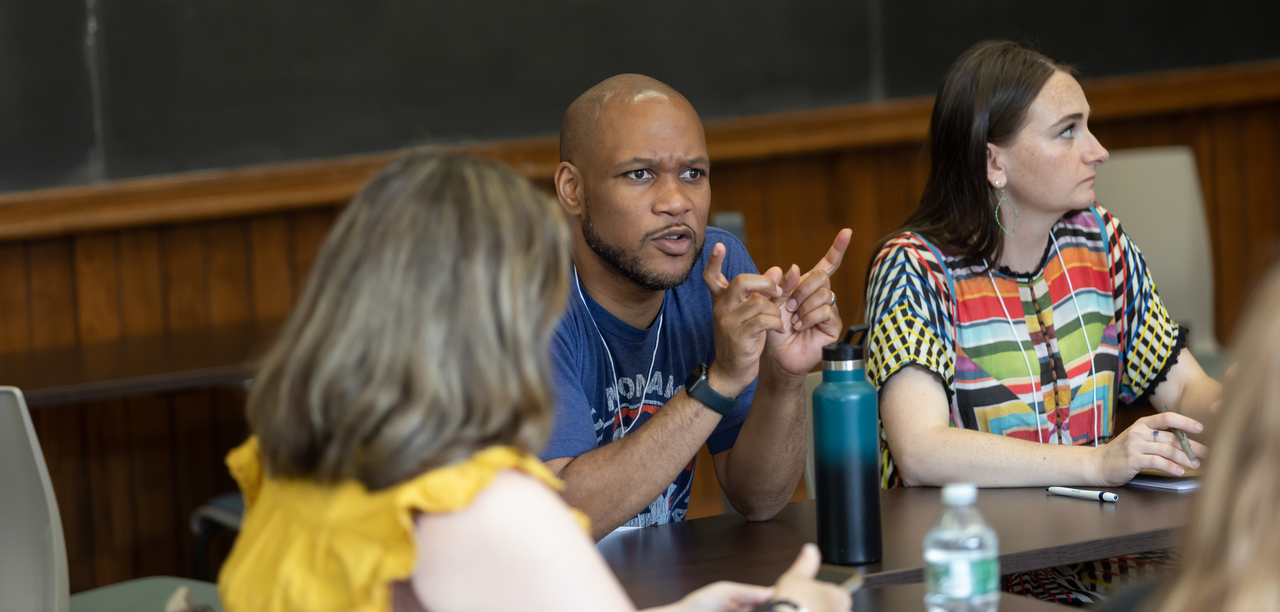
xmin=864 ymin=41 xmax=1223 ymax=604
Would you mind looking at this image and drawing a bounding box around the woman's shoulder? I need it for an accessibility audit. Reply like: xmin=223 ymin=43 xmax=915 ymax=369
xmin=421 ymin=466 xmax=576 ymax=529
xmin=873 ymin=232 xmax=951 ymax=271
xmin=869 ymin=232 xmax=955 ymax=292
xmin=409 ymin=463 xmax=626 ymax=612
xmin=1061 ymin=204 xmax=1124 ymax=238
xmin=398 ymin=446 xmax=571 ymax=515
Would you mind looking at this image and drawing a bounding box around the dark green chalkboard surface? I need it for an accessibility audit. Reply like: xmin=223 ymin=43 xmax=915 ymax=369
xmin=1 ymin=0 xmax=1277 ymax=193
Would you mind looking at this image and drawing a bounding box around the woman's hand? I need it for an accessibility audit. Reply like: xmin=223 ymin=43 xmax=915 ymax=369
xmin=1092 ymin=411 xmax=1209 ymax=486
xmin=649 ymin=544 xmax=852 ymax=612
xmin=768 ymin=543 xmax=853 ymax=612
xmin=646 ymin=581 xmax=774 ymax=612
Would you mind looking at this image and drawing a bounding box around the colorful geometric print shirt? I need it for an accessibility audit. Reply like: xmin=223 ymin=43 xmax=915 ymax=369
xmin=864 ymin=205 xmax=1185 ymax=488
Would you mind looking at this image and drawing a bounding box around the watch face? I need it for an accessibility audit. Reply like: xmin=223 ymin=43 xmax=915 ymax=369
xmin=685 ymin=364 xmax=707 ymax=389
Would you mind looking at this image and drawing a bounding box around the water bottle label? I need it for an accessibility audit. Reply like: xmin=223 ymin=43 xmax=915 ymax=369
xmin=925 ymin=558 xmax=999 ymax=598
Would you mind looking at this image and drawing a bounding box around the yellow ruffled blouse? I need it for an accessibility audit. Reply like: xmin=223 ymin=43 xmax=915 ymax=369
xmin=217 ymin=437 xmax=586 ymax=612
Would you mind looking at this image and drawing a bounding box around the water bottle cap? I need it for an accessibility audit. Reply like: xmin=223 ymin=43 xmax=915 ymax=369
xmin=942 ymin=482 xmax=977 ymax=506
xmin=822 ymin=324 xmax=869 ymax=362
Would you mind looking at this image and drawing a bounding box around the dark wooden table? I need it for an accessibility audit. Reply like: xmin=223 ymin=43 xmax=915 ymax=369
xmin=0 ymin=320 xmax=279 ymax=407
xmin=855 ymin=584 xmax=1061 ymax=611
xmin=602 ymin=486 xmax=1190 ymax=608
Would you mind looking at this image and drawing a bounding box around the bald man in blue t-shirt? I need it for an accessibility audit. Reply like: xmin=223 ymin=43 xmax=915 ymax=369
xmin=542 ymin=73 xmax=853 ymax=540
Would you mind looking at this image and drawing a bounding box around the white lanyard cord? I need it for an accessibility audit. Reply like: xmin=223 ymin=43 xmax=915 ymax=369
xmin=1049 ymin=232 xmax=1101 ymax=447
xmin=573 ymin=265 xmax=663 ymax=438
xmin=987 ymin=267 xmax=1046 ymax=445
xmin=986 ymin=232 xmax=1103 ymax=447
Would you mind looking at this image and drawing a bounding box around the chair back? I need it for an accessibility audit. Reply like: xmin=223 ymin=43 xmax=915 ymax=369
xmin=0 ymin=387 xmax=70 ymax=612
xmin=1094 ymin=146 xmax=1219 ymax=354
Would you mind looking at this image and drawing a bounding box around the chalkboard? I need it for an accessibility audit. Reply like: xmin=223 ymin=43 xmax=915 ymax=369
xmin=0 ymin=0 xmax=97 ymax=193
xmin=94 ymin=0 xmax=873 ymax=182
xmin=882 ymin=0 xmax=1280 ymax=98
xmin=1 ymin=0 xmax=1278 ymax=194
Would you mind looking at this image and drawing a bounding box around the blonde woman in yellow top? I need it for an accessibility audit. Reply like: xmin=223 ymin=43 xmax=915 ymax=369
xmin=216 ymin=152 xmax=850 ymax=612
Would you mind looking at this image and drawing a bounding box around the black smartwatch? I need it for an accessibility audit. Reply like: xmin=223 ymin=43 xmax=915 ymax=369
xmin=683 ymin=363 xmax=737 ymax=416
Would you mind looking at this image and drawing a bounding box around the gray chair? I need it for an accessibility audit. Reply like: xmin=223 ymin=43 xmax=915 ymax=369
xmin=191 ymin=492 xmax=244 ymax=581
xmin=1094 ymin=147 xmax=1228 ymax=378
xmin=0 ymin=386 xmax=221 ymax=612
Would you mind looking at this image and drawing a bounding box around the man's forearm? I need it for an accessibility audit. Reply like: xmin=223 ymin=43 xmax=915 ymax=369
xmin=553 ymin=392 xmax=722 ymax=540
xmin=720 ymin=367 xmax=807 ymax=521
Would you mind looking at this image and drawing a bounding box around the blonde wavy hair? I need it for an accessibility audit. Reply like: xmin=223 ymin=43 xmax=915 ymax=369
xmin=1159 ymin=266 xmax=1280 ymax=612
xmin=247 ymin=152 xmax=570 ymax=491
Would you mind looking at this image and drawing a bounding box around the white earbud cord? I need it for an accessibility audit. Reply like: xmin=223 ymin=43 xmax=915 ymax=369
xmin=573 ymin=265 xmax=663 ymax=439
xmin=988 ymin=268 xmax=1046 ymax=445
xmin=987 ymin=232 xmax=1102 ymax=448
xmin=1050 ymin=232 xmax=1101 ymax=447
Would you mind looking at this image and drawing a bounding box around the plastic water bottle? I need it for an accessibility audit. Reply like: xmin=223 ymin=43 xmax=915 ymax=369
xmin=813 ymin=324 xmax=881 ymax=565
xmin=924 ymin=483 xmax=999 ymax=612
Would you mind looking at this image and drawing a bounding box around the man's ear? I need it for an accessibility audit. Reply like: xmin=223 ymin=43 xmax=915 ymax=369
xmin=554 ymin=161 xmax=586 ymax=217
xmin=986 ymin=142 xmax=1007 ymax=189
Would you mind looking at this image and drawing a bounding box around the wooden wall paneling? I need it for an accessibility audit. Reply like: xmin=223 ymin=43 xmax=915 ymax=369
xmin=211 ymin=387 xmax=248 ymax=493
xmin=290 ymin=207 xmax=339 ymax=301
xmin=203 ymin=387 xmax=249 ymax=576
xmin=27 ymin=238 xmax=79 ymax=348
xmin=0 ymin=61 xmax=1276 ymax=243
xmin=832 ymin=151 xmax=882 ymax=325
xmin=84 ymin=398 xmax=139 ymax=586
xmin=29 ymin=404 xmax=97 ymax=592
xmin=73 ymin=233 xmax=123 ymax=343
xmin=0 ymin=242 xmax=32 ymax=354
xmin=248 ymin=214 xmax=295 ymax=321
xmin=710 ymin=162 xmax=772 ymax=269
xmin=171 ymin=390 xmax=219 ymax=577
xmin=1273 ymin=104 xmax=1280 ymax=262
xmin=126 ymin=395 xmax=182 ymax=578
xmin=686 ymin=445 xmax=721 ymax=520
xmin=1135 ymin=114 xmax=1179 ymax=147
xmin=1093 ymin=119 xmax=1151 ymax=151
xmin=205 ymin=220 xmax=253 ymax=326
xmin=118 ymin=228 xmax=167 ymax=337
xmin=874 ymin=145 xmax=927 ymax=240
xmin=1209 ymin=110 xmax=1249 ymax=342
xmin=1243 ymin=106 xmax=1278 ymax=279
xmin=162 ymin=225 xmax=210 ymax=331
xmin=759 ymin=156 xmax=834 ymax=279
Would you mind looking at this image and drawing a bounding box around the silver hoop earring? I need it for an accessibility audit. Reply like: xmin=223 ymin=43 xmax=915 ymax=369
xmin=994 ymin=187 xmax=1018 ymax=237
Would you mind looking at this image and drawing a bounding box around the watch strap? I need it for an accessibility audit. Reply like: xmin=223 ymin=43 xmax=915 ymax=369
xmin=684 ymin=364 xmax=737 ymax=416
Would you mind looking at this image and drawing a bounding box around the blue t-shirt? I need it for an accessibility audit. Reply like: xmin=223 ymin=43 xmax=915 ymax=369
xmin=542 ymin=227 xmax=759 ymax=527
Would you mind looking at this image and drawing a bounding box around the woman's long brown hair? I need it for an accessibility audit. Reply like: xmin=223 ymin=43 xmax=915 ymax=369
xmin=880 ymin=40 xmax=1073 ymax=269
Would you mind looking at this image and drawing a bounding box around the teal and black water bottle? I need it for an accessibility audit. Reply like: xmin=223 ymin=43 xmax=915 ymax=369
xmin=813 ymin=324 xmax=882 ymax=565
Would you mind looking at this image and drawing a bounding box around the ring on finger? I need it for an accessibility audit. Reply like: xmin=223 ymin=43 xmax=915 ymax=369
xmin=1152 ymin=430 xmax=1160 ymax=441
xmin=828 ymin=292 xmax=837 ymax=307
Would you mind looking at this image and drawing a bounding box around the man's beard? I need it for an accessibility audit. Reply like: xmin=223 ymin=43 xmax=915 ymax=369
xmin=581 ymin=200 xmax=702 ymax=292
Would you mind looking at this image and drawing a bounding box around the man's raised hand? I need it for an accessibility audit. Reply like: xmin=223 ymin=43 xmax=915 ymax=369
xmin=765 ymin=229 xmax=852 ymax=378
xmin=702 ymin=242 xmax=786 ymax=400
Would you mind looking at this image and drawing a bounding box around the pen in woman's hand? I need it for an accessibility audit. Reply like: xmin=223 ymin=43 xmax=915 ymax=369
xmin=1158 ymin=403 xmax=1198 ymax=464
